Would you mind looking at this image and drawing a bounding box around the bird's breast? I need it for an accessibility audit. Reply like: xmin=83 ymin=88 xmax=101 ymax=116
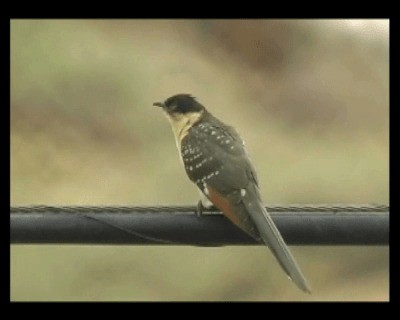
xmin=165 ymin=111 xmax=203 ymax=149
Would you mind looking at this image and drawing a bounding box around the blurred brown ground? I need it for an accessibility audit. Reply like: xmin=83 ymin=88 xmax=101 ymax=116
xmin=11 ymin=19 xmax=389 ymax=301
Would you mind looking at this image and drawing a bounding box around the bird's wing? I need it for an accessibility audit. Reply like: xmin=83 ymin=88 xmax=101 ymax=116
xmin=181 ymin=117 xmax=311 ymax=293
xmin=181 ymin=119 xmax=255 ymax=190
xmin=181 ymin=119 xmax=260 ymax=236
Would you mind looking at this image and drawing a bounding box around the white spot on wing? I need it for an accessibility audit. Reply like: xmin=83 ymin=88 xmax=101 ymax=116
xmin=240 ymin=189 xmax=246 ymax=197
xmin=203 ymin=182 xmax=209 ymax=195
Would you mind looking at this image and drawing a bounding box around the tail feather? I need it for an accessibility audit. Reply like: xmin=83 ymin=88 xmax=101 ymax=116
xmin=243 ymin=189 xmax=311 ymax=293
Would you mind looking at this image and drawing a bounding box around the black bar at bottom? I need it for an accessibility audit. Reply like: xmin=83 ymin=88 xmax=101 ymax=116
xmin=10 ymin=207 xmax=388 ymax=246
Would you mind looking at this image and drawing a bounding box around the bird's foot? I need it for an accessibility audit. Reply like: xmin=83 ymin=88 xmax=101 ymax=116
xmin=196 ymin=200 xmax=205 ymax=218
xmin=196 ymin=200 xmax=217 ymax=218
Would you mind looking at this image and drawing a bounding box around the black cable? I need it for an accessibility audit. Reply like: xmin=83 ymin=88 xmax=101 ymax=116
xmin=10 ymin=205 xmax=389 ymax=246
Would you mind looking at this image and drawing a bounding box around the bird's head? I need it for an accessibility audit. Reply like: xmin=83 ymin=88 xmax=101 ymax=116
xmin=153 ymin=94 xmax=205 ymax=118
xmin=153 ymin=94 xmax=206 ymax=143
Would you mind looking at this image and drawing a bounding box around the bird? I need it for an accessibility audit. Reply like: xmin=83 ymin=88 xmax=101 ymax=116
xmin=153 ymin=93 xmax=311 ymax=293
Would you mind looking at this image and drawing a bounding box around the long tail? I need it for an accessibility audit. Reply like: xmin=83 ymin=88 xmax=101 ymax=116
xmin=243 ymin=186 xmax=312 ymax=293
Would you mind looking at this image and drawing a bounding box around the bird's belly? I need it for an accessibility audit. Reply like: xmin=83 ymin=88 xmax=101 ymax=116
xmin=206 ymin=185 xmax=243 ymax=228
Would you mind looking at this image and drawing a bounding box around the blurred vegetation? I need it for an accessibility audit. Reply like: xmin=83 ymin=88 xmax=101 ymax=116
xmin=11 ymin=19 xmax=388 ymax=301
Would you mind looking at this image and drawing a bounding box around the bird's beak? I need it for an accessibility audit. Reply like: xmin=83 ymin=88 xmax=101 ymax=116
xmin=153 ymin=102 xmax=164 ymax=108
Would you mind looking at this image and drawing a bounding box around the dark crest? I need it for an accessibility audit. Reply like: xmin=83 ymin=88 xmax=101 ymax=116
xmin=163 ymin=94 xmax=204 ymax=114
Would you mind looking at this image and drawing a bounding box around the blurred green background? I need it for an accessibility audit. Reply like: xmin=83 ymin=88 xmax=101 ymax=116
xmin=11 ymin=19 xmax=389 ymax=301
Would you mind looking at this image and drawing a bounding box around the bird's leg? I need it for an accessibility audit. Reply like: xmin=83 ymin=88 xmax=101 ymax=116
xmin=196 ymin=200 xmax=205 ymax=217
xmin=196 ymin=192 xmax=216 ymax=217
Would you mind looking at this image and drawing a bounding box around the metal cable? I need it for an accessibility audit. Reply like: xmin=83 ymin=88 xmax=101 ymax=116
xmin=10 ymin=205 xmax=389 ymax=246
xmin=10 ymin=204 xmax=389 ymax=213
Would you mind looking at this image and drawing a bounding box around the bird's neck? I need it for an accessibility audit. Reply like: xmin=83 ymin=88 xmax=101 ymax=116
xmin=165 ymin=110 xmax=205 ymax=149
